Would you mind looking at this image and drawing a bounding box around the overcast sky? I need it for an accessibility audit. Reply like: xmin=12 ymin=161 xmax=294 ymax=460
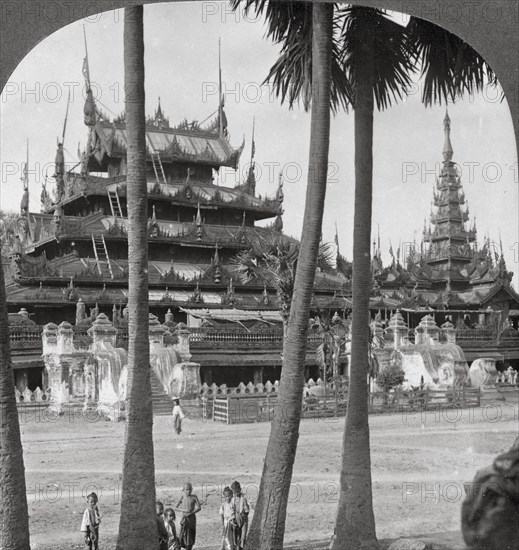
xmin=1 ymin=2 xmax=518 ymax=286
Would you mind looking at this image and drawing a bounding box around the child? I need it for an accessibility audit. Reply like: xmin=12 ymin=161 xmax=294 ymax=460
xmin=175 ymin=482 xmax=201 ymax=550
xmin=157 ymin=501 xmax=169 ymax=550
xmin=164 ymin=507 xmax=180 ymax=550
xmin=172 ymin=398 xmax=185 ymax=435
xmin=230 ymin=481 xmax=250 ymax=550
xmin=80 ymin=492 xmax=101 ymax=550
xmin=219 ymin=486 xmax=235 ymax=550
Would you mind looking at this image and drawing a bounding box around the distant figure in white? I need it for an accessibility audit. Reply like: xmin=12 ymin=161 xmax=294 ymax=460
xmin=172 ymin=397 xmax=185 ymax=435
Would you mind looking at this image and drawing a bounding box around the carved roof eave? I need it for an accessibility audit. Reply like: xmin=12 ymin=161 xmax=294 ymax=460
xmin=96 ymin=121 xmax=244 ymax=170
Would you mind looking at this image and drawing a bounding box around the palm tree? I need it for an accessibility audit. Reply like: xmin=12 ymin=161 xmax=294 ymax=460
xmin=116 ymin=6 xmax=158 ymax=549
xmin=228 ymin=3 xmax=341 ymax=548
xmin=0 ymin=245 xmax=31 ymax=549
xmin=330 ymin=9 xmax=495 ymax=549
xmin=232 ymin=3 xmax=495 ymax=549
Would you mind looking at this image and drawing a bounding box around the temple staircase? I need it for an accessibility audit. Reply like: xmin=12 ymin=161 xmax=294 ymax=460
xmin=151 ymin=152 xmax=167 ymax=184
xmin=107 ymin=189 xmax=124 ymax=219
xmin=91 ymin=235 xmax=114 ymax=279
xmin=150 ymin=372 xmax=175 ymax=416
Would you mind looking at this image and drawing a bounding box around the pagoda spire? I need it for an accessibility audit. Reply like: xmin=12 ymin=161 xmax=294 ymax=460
xmin=442 ymin=108 xmax=453 ymax=163
xmin=20 ymin=139 xmax=29 ymax=215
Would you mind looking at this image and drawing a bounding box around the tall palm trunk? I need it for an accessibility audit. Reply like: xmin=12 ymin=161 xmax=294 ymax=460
xmin=116 ymin=6 xmax=157 ymax=549
xmin=244 ymin=4 xmax=333 ymax=550
xmin=0 ymin=261 xmax=31 ymax=549
xmin=330 ymin=32 xmax=378 ymax=550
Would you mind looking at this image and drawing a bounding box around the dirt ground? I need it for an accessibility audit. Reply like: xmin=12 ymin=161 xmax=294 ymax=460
xmin=18 ymin=397 xmax=518 ymax=550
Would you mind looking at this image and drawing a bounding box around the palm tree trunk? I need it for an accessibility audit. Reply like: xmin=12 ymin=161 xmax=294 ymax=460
xmin=116 ymin=7 xmax=157 ymax=549
xmin=0 ymin=259 xmax=31 ymax=549
xmin=330 ymin=34 xmax=378 ymax=550
xmin=244 ymin=4 xmax=333 ymax=550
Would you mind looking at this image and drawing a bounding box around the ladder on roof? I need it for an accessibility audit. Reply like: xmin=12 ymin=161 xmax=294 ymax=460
xmin=151 ymin=152 xmax=167 ymax=185
xmin=91 ymin=235 xmax=114 ymax=279
xmin=107 ymin=189 xmax=124 ymax=219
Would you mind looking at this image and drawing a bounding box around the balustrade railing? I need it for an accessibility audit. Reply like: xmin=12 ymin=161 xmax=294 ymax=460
xmin=9 ymin=326 xmax=43 ymax=349
xmin=455 ymin=328 xmax=497 ymax=346
xmin=8 ymin=322 xmax=519 ymax=352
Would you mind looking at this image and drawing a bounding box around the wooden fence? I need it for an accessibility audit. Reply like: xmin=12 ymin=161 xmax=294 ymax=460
xmin=206 ymin=387 xmax=482 ymax=424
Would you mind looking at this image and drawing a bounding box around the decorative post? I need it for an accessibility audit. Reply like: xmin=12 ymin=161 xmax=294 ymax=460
xmin=83 ymin=356 xmax=98 ymax=412
xmin=174 ymin=322 xmax=192 ymax=362
xmin=441 ymin=320 xmax=456 ymax=344
xmin=417 ymin=315 xmax=440 ymax=344
xmin=88 ymin=313 xmax=118 ymax=352
xmin=149 ymin=313 xmax=167 ymax=345
xmin=388 ymin=310 xmax=408 ymax=350
xmin=42 ymin=323 xmax=59 ymax=355
xmin=41 ymin=323 xmax=66 ymax=413
xmin=57 ymin=321 xmax=75 ymax=354
xmin=76 ymin=298 xmax=87 ymax=324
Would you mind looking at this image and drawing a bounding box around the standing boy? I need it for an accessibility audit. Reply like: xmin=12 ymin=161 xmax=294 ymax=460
xmin=231 ymin=481 xmax=250 ymax=550
xmin=157 ymin=500 xmax=169 ymax=550
xmin=80 ymin=492 xmax=101 ymax=550
xmin=175 ymin=482 xmax=201 ymax=550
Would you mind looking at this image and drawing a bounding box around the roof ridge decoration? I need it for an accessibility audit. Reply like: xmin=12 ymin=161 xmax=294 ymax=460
xmin=189 ymin=282 xmax=204 ymax=304
xmin=213 ymin=244 xmax=221 ymax=284
xmin=233 ymin=211 xmax=248 ymax=245
xmin=274 ymin=173 xmax=284 ymax=233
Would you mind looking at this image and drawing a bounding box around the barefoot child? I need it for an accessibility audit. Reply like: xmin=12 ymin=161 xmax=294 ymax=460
xmin=80 ymin=492 xmax=101 ymax=550
xmin=164 ymin=507 xmax=180 ymax=550
xmin=172 ymin=398 xmax=185 ymax=435
xmin=157 ymin=501 xmax=169 ymax=550
xmin=219 ymin=486 xmax=235 ymax=550
xmin=231 ymin=481 xmax=250 ymax=550
xmin=175 ymin=482 xmax=201 ymax=550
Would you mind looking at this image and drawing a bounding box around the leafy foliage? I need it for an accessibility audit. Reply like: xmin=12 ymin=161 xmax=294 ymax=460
xmin=376 ymin=361 xmax=406 ymax=392
xmin=229 ymin=234 xmax=335 ymax=322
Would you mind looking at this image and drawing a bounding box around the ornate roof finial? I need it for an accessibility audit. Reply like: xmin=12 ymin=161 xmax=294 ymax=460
xmin=195 ymin=203 xmax=203 ymax=241
xmin=442 ymin=108 xmax=453 ymax=163
xmin=213 ymin=244 xmax=221 ymax=283
xmin=262 ymin=283 xmax=269 ymax=305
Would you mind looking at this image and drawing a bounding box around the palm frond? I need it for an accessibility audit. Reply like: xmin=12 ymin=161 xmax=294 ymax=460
xmin=339 ymin=6 xmax=417 ymax=112
xmin=230 ymin=0 xmax=352 ymax=113
xmin=408 ymin=16 xmax=497 ymax=106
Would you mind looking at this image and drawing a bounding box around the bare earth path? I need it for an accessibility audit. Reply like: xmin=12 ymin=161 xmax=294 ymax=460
xmin=19 ymin=399 xmax=518 ymax=549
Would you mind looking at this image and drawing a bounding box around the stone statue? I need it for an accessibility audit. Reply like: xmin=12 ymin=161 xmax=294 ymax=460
xmin=461 ymin=435 xmax=519 ymax=550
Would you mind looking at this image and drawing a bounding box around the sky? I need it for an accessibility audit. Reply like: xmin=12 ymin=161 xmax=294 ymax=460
xmin=1 ymin=2 xmax=518 ymax=286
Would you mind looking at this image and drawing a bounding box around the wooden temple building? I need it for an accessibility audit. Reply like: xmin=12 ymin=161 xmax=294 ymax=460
xmin=3 ymin=94 xmax=519 ymax=396
xmin=2 ymin=90 xmax=347 ymax=392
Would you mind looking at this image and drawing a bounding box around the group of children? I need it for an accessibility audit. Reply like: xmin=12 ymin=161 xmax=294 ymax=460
xmin=157 ymin=482 xmax=202 ymax=550
xmin=80 ymin=481 xmax=250 ymax=550
xmin=80 ymin=400 xmax=250 ymax=550
xmin=218 ymin=481 xmax=250 ymax=550
xmin=157 ymin=479 xmax=250 ymax=550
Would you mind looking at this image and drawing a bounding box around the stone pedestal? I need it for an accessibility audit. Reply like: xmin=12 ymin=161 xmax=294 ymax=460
xmin=88 ymin=314 xmax=126 ymax=420
xmin=42 ymin=322 xmax=89 ymax=413
xmin=174 ymin=323 xmax=192 ymax=362
xmin=169 ymin=362 xmax=201 ymax=399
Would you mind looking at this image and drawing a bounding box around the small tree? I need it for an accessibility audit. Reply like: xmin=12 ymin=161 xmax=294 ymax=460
xmin=376 ymin=362 xmax=405 ymax=392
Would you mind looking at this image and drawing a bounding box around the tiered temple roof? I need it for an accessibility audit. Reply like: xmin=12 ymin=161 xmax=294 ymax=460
xmin=3 ymin=98 xmax=346 ymax=324
xmin=369 ymin=113 xmax=519 ymax=317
